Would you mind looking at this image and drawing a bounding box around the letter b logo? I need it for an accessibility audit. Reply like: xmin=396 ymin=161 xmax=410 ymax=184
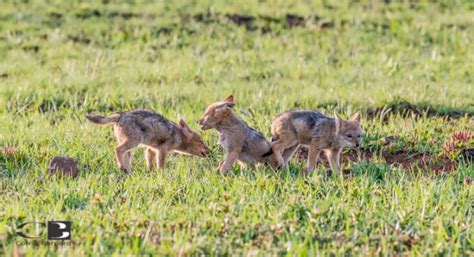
xmin=47 ymin=221 xmax=71 ymax=240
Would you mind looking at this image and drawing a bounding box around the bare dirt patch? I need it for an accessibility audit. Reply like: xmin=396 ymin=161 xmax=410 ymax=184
xmin=225 ymin=14 xmax=256 ymax=28
xmin=285 ymin=14 xmax=305 ymax=28
xmin=327 ymin=129 xmax=474 ymax=174
xmin=295 ymin=147 xmax=457 ymax=174
xmin=68 ymin=34 xmax=92 ymax=44
xmin=192 ymin=12 xmax=337 ymax=33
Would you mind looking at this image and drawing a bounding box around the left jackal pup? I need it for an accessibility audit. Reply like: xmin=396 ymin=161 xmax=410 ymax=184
xmin=86 ymin=109 xmax=210 ymax=173
xmin=197 ymin=95 xmax=280 ymax=174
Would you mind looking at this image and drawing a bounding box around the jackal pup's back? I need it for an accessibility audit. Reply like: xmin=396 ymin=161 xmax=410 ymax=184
xmin=86 ymin=109 xmax=210 ymax=173
xmin=197 ymin=95 xmax=279 ymax=174
xmin=268 ymin=110 xmax=362 ymax=175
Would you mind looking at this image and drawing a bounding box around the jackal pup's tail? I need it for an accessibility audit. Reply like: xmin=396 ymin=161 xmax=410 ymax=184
xmin=86 ymin=114 xmax=121 ymax=125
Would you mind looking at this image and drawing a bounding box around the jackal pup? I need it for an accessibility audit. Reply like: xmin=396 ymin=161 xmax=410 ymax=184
xmin=266 ymin=111 xmax=362 ymax=175
xmin=197 ymin=95 xmax=280 ymax=174
xmin=86 ymin=109 xmax=210 ymax=173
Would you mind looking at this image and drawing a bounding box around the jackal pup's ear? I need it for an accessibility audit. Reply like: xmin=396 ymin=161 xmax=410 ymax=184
xmin=351 ymin=112 xmax=361 ymax=122
xmin=223 ymin=95 xmax=234 ymax=103
xmin=334 ymin=111 xmax=343 ymax=130
xmin=222 ymin=95 xmax=235 ymax=108
xmin=179 ymin=118 xmax=193 ymax=137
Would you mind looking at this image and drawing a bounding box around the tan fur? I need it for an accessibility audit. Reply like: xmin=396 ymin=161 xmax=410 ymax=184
xmin=270 ymin=110 xmax=362 ymax=175
xmin=197 ymin=95 xmax=280 ymax=174
xmin=86 ymin=109 xmax=210 ymax=173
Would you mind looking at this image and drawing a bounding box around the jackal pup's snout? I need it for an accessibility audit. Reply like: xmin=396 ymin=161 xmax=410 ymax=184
xmin=179 ymin=119 xmax=211 ymax=157
xmin=334 ymin=111 xmax=363 ymax=148
xmin=197 ymin=95 xmax=235 ymax=130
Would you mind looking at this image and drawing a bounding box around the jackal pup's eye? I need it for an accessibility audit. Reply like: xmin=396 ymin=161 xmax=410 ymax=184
xmin=346 ymin=134 xmax=353 ymax=138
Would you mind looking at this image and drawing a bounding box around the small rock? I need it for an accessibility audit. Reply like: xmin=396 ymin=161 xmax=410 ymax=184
xmin=48 ymin=156 xmax=79 ymax=178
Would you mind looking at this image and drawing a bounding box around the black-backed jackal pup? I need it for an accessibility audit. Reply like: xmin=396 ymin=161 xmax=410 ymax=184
xmin=197 ymin=95 xmax=280 ymax=175
xmin=266 ymin=111 xmax=362 ymax=175
xmin=86 ymin=109 xmax=210 ymax=173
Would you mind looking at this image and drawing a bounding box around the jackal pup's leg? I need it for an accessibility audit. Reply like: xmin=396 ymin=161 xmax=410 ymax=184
xmin=219 ymin=151 xmax=239 ymax=175
xmin=145 ymin=148 xmax=157 ymax=170
xmin=156 ymin=148 xmax=168 ymax=169
xmin=115 ymin=140 xmax=138 ymax=173
xmin=282 ymin=144 xmax=299 ymax=166
xmin=123 ymin=151 xmax=133 ymax=170
xmin=305 ymin=144 xmax=321 ymax=175
xmin=270 ymin=134 xmax=297 ymax=168
xmin=325 ymin=148 xmax=342 ymax=175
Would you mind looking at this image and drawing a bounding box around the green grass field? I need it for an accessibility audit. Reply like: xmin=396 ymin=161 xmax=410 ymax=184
xmin=1 ymin=1 xmax=473 ymax=256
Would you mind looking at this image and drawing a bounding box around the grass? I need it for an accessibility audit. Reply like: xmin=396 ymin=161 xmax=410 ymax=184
xmin=0 ymin=0 xmax=473 ymax=256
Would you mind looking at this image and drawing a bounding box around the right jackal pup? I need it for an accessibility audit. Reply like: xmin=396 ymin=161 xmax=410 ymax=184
xmin=197 ymin=95 xmax=280 ymax=174
xmin=86 ymin=109 xmax=210 ymax=173
xmin=267 ymin=110 xmax=362 ymax=175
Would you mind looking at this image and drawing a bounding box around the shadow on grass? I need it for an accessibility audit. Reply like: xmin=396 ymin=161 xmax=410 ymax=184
xmin=365 ymin=98 xmax=473 ymax=120
xmin=287 ymin=98 xmax=472 ymax=121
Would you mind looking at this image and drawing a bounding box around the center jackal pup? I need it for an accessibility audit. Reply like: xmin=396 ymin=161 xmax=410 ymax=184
xmin=197 ymin=95 xmax=280 ymax=174
xmin=86 ymin=109 xmax=210 ymax=173
xmin=267 ymin=111 xmax=362 ymax=175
